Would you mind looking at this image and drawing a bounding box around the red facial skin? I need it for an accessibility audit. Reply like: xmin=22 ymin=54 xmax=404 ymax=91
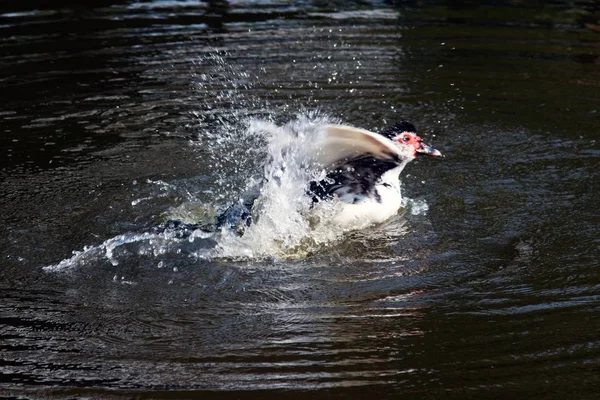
xmin=396 ymin=131 xmax=423 ymax=157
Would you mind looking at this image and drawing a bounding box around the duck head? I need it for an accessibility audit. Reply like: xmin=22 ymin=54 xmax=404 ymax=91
xmin=380 ymin=121 xmax=442 ymax=158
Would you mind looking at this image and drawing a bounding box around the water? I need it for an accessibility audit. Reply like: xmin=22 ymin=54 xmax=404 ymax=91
xmin=1 ymin=1 xmax=599 ymax=398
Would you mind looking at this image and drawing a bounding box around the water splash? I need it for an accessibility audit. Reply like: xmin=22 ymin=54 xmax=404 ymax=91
xmin=190 ymin=52 xmax=278 ymax=205
xmin=211 ymin=115 xmax=348 ymax=259
xmin=45 ymin=112 xmax=425 ymax=272
xmin=44 ymin=52 xmax=429 ymax=271
xmin=43 ymin=227 xmax=216 ymax=272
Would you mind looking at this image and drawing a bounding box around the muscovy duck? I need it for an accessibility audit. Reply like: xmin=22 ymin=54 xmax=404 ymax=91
xmin=218 ymin=121 xmax=442 ymax=233
xmin=308 ymin=121 xmax=442 ymax=228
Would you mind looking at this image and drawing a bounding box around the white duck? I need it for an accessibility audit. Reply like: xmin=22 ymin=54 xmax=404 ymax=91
xmin=309 ymin=121 xmax=442 ymax=229
xmin=217 ymin=121 xmax=442 ymax=233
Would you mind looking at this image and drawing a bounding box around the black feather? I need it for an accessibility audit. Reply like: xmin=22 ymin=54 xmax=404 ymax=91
xmin=309 ymin=156 xmax=398 ymax=203
xmin=379 ymin=120 xmax=417 ymax=140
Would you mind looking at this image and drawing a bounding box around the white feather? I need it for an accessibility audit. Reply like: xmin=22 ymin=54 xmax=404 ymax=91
xmin=316 ymin=124 xmax=414 ymax=168
xmin=330 ymin=166 xmax=404 ymax=229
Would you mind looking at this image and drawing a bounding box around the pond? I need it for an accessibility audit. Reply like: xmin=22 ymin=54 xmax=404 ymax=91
xmin=1 ymin=1 xmax=599 ymax=398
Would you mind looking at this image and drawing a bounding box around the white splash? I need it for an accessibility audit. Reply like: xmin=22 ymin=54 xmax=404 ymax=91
xmin=212 ymin=115 xmax=350 ymax=259
xmin=43 ymin=229 xmax=214 ymax=272
xmin=402 ymin=197 xmax=430 ymax=216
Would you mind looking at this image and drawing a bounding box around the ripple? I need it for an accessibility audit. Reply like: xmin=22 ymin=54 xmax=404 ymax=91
xmin=1 ymin=0 xmax=600 ymax=397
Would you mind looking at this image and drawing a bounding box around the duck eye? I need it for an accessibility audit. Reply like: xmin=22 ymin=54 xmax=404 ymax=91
xmin=402 ymin=135 xmax=410 ymax=142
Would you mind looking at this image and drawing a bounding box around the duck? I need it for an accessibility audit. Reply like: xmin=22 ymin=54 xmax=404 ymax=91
xmin=308 ymin=121 xmax=442 ymax=229
xmin=217 ymin=120 xmax=442 ymax=234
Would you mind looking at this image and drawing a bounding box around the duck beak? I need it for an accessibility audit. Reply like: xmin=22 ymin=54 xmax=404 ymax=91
xmin=416 ymin=142 xmax=442 ymax=157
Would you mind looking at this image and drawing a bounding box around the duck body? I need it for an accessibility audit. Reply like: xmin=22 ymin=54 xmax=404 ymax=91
xmin=309 ymin=153 xmax=408 ymax=228
xmin=307 ymin=122 xmax=440 ymax=229
xmin=328 ymin=165 xmax=404 ymax=228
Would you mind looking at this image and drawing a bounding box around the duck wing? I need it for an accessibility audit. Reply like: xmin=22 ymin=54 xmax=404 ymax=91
xmin=316 ymin=124 xmax=404 ymax=167
xmin=309 ymin=156 xmax=398 ymax=203
xmin=309 ymin=125 xmax=407 ymax=203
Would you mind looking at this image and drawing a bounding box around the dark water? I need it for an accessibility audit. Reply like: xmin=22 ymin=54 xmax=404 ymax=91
xmin=1 ymin=1 xmax=600 ymax=398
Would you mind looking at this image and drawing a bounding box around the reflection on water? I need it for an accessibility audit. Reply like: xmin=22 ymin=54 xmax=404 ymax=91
xmin=1 ymin=0 xmax=599 ymax=398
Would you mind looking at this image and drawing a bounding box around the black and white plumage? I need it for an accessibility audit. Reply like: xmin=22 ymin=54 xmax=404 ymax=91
xmin=218 ymin=121 xmax=441 ymax=232
xmin=304 ymin=121 xmax=441 ymax=228
xmin=309 ymin=150 xmax=399 ymax=204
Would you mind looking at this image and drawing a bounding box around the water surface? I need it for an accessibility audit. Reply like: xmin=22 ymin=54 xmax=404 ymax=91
xmin=1 ymin=1 xmax=599 ymax=398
